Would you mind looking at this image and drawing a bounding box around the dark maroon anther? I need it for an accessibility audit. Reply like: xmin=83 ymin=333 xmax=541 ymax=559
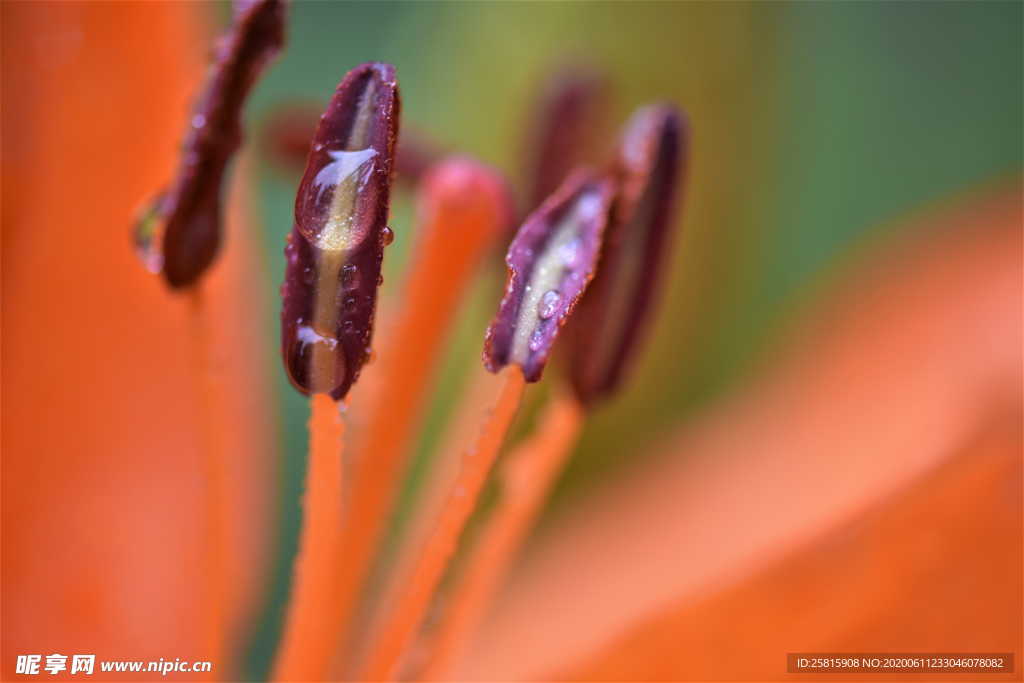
xmin=134 ymin=0 xmax=286 ymax=289
xmin=523 ymin=66 xmax=608 ymax=211
xmin=483 ymin=170 xmax=616 ymax=382
xmin=568 ymin=105 xmax=687 ymax=405
xmin=281 ymin=62 xmax=400 ymax=400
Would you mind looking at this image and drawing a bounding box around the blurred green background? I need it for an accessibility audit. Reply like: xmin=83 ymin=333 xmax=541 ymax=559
xmin=227 ymin=1 xmax=1022 ymax=677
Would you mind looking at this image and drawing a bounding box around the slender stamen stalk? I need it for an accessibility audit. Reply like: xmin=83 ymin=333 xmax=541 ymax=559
xmin=357 ymin=366 xmax=526 ymax=681
xmin=187 ymin=287 xmax=229 ymax=679
xmin=272 ymin=394 xmax=346 ymax=682
xmin=417 ymin=388 xmax=585 ymax=680
xmin=376 ymin=365 xmax=498 ymax=622
xmin=331 ymin=161 xmax=510 ymax=670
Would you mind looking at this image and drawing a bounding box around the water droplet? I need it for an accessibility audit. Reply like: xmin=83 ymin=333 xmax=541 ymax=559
xmin=528 ymin=329 xmax=545 ymax=352
xmin=560 ymin=237 xmax=582 ymax=268
xmin=133 ymin=196 xmax=167 ymax=274
xmin=341 ymin=264 xmax=359 ymax=287
xmin=191 ymin=113 xmax=207 ymax=129
xmin=303 ymin=148 xmax=379 ymax=248
xmin=287 ymin=325 xmax=346 ymax=395
xmin=341 ymin=319 xmax=355 ymax=332
xmin=313 ymin=142 xmax=324 ymax=152
xmin=296 ymin=324 xmax=338 ymax=351
xmin=381 ymin=226 xmax=394 ymax=246
xmin=312 ymin=149 xmax=378 ymax=200
xmin=537 ymin=289 xmax=561 ymax=319
xmin=343 ymin=296 xmax=357 ymax=310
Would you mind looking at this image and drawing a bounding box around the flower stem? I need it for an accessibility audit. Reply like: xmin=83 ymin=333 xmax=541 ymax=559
xmin=272 ymin=394 xmax=346 ymax=682
xmin=357 ymin=366 xmax=526 ymax=681
xmin=418 ymin=388 xmax=585 ymax=680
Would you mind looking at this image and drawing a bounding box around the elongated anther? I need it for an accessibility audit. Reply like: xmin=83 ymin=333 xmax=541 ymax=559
xmin=569 ymin=105 xmax=687 ymax=404
xmin=483 ymin=170 xmax=615 ymax=382
xmin=135 ymin=0 xmax=286 ymax=288
xmin=281 ymin=62 xmax=400 ymax=400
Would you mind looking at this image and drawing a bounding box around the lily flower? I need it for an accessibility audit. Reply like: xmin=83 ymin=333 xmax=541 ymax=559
xmin=2 ymin=3 xmax=1020 ymax=683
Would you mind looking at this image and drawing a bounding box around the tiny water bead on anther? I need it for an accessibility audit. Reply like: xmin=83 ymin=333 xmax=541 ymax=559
xmin=134 ymin=194 xmax=169 ymax=274
xmin=528 ymin=328 xmax=546 ymax=352
xmin=484 ymin=169 xmax=616 ymax=381
xmin=281 ymin=62 xmax=400 ymax=400
xmin=537 ymin=289 xmax=562 ymax=319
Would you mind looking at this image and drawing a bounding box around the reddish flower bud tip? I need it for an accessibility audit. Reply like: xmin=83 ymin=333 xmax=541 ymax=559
xmin=569 ymin=104 xmax=688 ymax=405
xmin=483 ymin=170 xmax=616 ymax=382
xmin=134 ymin=0 xmax=286 ymax=289
xmin=281 ymin=62 xmax=401 ymax=400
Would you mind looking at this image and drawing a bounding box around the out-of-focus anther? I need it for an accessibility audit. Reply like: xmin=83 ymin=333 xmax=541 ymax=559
xmin=568 ymin=104 xmax=688 ymax=405
xmin=523 ymin=65 xmax=608 ymax=211
xmin=135 ymin=0 xmax=286 ymax=288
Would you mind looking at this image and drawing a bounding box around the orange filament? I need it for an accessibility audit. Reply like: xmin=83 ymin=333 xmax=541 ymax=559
xmin=419 ymin=389 xmax=585 ymax=681
xmin=328 ymin=161 xmax=509 ymax=672
xmin=376 ymin=365 xmax=499 ymax=624
xmin=272 ymin=394 xmax=346 ymax=682
xmin=188 ymin=286 xmax=228 ymax=678
xmin=357 ymin=366 xmax=526 ymax=681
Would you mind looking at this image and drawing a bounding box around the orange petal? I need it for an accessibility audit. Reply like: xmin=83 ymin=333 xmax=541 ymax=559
xmin=2 ymin=2 xmax=275 ymax=674
xmin=563 ymin=407 xmax=1021 ymax=681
